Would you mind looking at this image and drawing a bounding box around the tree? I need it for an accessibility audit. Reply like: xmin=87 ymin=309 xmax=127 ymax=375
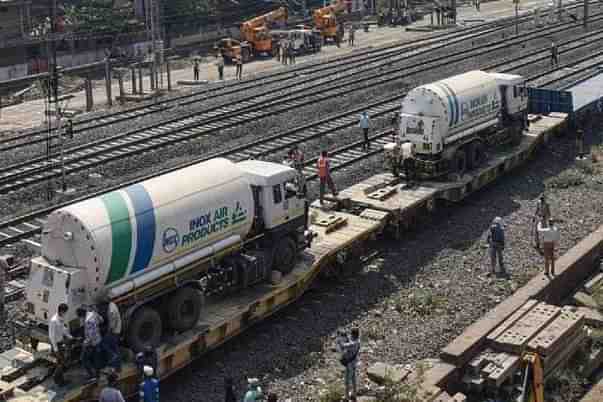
xmin=65 ymin=0 xmax=135 ymax=33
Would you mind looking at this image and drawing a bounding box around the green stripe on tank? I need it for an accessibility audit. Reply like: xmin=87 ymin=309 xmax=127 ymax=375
xmin=101 ymin=192 xmax=133 ymax=284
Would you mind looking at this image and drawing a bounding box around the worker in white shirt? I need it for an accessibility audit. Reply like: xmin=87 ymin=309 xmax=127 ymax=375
xmin=537 ymin=219 xmax=560 ymax=276
xmin=49 ymin=303 xmax=74 ymax=387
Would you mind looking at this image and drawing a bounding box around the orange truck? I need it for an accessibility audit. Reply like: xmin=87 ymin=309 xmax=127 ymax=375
xmin=217 ymin=7 xmax=288 ymax=63
xmin=312 ymin=0 xmax=347 ymax=43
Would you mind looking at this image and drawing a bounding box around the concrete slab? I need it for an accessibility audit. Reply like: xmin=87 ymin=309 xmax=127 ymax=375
xmin=574 ymin=291 xmax=599 ymax=309
xmin=575 ymin=306 xmax=603 ymax=327
xmin=585 ymin=272 xmax=603 ymax=295
xmin=367 ymin=362 xmax=410 ymax=384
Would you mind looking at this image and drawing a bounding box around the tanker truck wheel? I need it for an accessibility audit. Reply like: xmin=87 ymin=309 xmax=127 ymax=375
xmin=273 ymin=237 xmax=297 ymax=275
xmin=466 ymin=141 xmax=484 ymax=170
xmin=127 ymin=306 xmax=162 ymax=353
xmin=452 ymin=149 xmax=467 ymax=175
xmin=166 ymin=287 xmax=204 ymax=332
xmin=510 ymin=123 xmax=523 ymax=146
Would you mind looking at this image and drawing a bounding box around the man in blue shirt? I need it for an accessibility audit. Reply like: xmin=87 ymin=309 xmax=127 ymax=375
xmin=140 ymin=366 xmax=159 ymax=402
xmin=359 ymin=112 xmax=371 ymax=151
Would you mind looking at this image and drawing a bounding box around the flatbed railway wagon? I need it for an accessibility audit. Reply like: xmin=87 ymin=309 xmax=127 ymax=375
xmin=0 ymin=76 xmax=572 ymax=402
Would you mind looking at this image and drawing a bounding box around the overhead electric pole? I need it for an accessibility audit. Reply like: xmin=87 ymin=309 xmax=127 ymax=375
xmin=46 ymin=0 xmax=59 ymax=200
xmin=514 ymin=0 xmax=520 ymax=35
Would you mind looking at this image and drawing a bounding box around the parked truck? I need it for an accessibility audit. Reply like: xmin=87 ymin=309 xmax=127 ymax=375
xmin=23 ymin=158 xmax=310 ymax=352
xmin=217 ymin=7 xmax=288 ymax=62
xmin=384 ymin=70 xmax=529 ymax=179
xmin=313 ymin=0 xmax=347 ymax=43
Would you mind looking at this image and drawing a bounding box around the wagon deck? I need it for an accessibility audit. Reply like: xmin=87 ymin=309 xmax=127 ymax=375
xmin=0 ymin=113 xmax=569 ymax=402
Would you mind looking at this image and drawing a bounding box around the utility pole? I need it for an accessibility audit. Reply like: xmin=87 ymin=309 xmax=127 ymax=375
xmin=514 ymin=0 xmax=519 ymax=35
xmin=146 ymin=0 xmax=157 ymax=91
xmin=452 ymin=0 xmax=456 ymax=24
xmin=46 ymin=0 xmax=59 ymax=201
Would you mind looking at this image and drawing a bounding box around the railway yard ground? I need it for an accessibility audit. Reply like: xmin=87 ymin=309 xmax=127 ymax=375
xmin=2 ymin=0 xmax=603 ymax=401
xmin=0 ymin=0 xmax=584 ymax=132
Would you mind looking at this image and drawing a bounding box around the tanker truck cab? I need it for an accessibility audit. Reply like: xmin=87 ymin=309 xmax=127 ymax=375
xmin=237 ymin=160 xmax=308 ymax=269
xmin=490 ymin=72 xmax=528 ymax=125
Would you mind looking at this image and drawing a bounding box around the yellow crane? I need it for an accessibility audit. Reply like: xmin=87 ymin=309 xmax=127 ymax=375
xmin=217 ymin=7 xmax=288 ymax=62
xmin=312 ymin=0 xmax=347 ymax=43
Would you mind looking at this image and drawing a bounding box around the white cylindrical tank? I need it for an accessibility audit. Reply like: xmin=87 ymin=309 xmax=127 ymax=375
xmin=401 ymin=70 xmax=502 ymax=139
xmin=42 ymin=158 xmax=255 ymax=297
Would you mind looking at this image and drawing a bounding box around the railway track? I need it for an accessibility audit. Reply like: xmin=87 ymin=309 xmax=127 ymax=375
xmin=0 ymin=28 xmax=601 ymax=251
xmin=0 ymin=2 xmax=594 ymax=154
xmin=0 ymin=21 xmax=511 ymax=152
xmin=1 ymin=16 xmax=602 ymax=195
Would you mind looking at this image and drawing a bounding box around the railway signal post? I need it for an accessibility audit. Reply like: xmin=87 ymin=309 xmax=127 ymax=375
xmin=514 ymin=0 xmax=520 ymax=35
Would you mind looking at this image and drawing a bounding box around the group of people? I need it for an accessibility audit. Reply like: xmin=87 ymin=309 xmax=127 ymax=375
xmin=276 ymin=39 xmax=297 ymax=65
xmin=487 ymin=195 xmax=559 ymax=278
xmin=49 ymin=294 xmax=161 ymax=401
xmin=192 ymin=53 xmax=239 ymax=82
xmin=49 ymin=290 xmax=122 ymax=386
xmin=221 ymin=329 xmax=360 ymax=401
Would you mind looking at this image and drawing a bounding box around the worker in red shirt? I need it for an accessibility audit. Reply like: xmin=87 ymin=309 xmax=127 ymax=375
xmin=318 ymin=150 xmax=337 ymax=204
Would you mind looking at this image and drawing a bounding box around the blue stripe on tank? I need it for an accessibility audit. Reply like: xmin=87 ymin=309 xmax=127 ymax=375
xmin=435 ymin=83 xmax=456 ymax=127
xmin=441 ymin=82 xmax=461 ymax=125
xmin=125 ymin=184 xmax=156 ymax=273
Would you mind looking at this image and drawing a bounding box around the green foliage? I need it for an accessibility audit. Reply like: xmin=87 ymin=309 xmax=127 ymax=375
xmin=320 ymin=382 xmax=344 ymax=402
xmin=376 ymin=363 xmax=428 ymax=402
xmin=408 ymin=289 xmax=446 ymax=316
xmin=545 ymin=368 xmax=587 ymax=402
xmin=545 ymin=169 xmax=584 ymax=189
xmin=65 ymin=0 xmax=135 ymax=33
xmin=162 ymin=0 xmax=226 ymax=32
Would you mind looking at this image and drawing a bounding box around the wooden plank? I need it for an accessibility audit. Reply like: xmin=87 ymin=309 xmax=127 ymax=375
xmin=487 ymin=300 xmax=539 ymax=343
xmin=492 ymin=303 xmax=561 ymax=354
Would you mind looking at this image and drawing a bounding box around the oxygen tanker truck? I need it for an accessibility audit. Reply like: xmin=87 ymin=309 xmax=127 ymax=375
xmin=384 ymin=70 xmax=529 ymax=179
xmin=23 ymin=158 xmax=310 ymax=352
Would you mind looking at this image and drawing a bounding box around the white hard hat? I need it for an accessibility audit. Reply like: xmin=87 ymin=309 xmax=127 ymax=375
xmin=143 ymin=366 xmax=154 ymax=376
xmin=493 ymin=217 xmax=503 ymax=225
xmin=248 ymin=378 xmax=259 ymax=385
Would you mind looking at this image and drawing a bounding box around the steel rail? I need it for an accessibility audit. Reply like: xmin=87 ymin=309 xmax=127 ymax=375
xmin=1 ymin=15 xmax=601 ymax=192
xmin=0 ymin=3 xmax=593 ymax=152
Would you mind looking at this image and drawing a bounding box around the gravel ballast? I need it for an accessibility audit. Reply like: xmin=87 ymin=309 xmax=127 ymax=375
xmin=1 ymin=13 xmax=603 ymax=402
xmin=158 ymin=120 xmax=603 ymax=401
